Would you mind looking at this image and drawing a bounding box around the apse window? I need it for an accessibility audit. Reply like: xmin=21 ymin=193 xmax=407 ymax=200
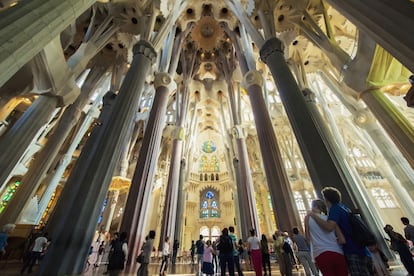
xmin=200 ymin=189 xmax=220 ymax=218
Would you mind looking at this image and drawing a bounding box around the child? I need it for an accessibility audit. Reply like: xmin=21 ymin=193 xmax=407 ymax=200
xmin=367 ymin=244 xmax=389 ymax=275
xmin=202 ymin=240 xmax=215 ymax=276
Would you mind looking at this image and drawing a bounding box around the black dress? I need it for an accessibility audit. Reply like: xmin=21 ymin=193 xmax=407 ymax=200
xmin=108 ymin=239 xmax=126 ymax=270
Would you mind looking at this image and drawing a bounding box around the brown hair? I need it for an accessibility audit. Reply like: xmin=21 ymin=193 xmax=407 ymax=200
xmin=321 ymin=187 xmax=341 ymax=204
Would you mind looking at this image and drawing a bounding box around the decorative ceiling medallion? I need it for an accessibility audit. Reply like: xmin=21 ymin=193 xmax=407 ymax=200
xmin=191 ymin=16 xmax=224 ymax=51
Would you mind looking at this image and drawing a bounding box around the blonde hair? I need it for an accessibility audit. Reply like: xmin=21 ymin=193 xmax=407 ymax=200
xmin=311 ymin=199 xmax=327 ymax=214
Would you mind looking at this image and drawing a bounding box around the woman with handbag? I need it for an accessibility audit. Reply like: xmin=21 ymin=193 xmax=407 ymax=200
xmin=108 ymin=231 xmax=128 ymax=276
xmin=305 ymin=199 xmax=348 ymax=276
xmin=384 ymin=224 xmax=414 ymax=275
xmin=137 ymin=230 xmax=156 ymax=276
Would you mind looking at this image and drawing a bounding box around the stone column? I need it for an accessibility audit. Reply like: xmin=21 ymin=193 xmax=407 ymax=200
xmin=321 ymin=72 xmax=414 ymax=204
xmin=361 ymin=89 xmax=414 ymax=170
xmin=259 ymin=37 xmax=354 ymax=207
xmin=0 ymin=0 xmax=96 ymax=87
xmin=101 ymin=115 xmax=138 ymax=232
xmin=102 ymin=190 xmax=119 ymax=232
xmin=233 ymin=126 xmax=259 ymax=233
xmin=242 ymin=70 xmax=301 ymax=231
xmin=184 ymin=101 xmax=200 ymax=182
xmin=0 ymin=66 xmax=106 ymax=225
xmin=38 ymin=40 xmax=156 ymax=275
xmin=119 ymin=72 xmax=174 ymax=266
xmin=104 ymin=176 xmax=131 ymax=232
xmin=174 ymin=159 xmax=186 ymax=242
xmin=218 ymin=92 xmax=247 ymax=238
xmin=159 ymin=126 xmax=185 ymax=246
xmin=232 ymin=158 xmax=247 ymax=237
xmin=326 ymin=0 xmax=414 ymax=73
xmin=159 ymin=80 xmax=190 ymax=247
xmin=34 ymin=91 xmax=103 ymax=225
xmin=0 ymin=95 xmax=58 ymax=190
xmin=303 ymin=88 xmax=391 ymax=255
xmin=218 ymin=48 xmax=259 ymax=236
xmin=352 ymin=111 xmax=414 ymax=215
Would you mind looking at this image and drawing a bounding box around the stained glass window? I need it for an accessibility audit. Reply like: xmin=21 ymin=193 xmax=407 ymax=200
xmin=202 ymin=141 xmax=216 ymax=153
xmin=199 ymin=155 xmax=220 ymax=173
xmin=199 ymin=189 xmax=220 ymax=218
xmin=0 ymin=180 xmax=21 ymax=213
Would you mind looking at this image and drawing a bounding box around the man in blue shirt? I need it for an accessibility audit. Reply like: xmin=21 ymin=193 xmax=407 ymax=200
xmin=309 ymin=187 xmax=370 ymax=275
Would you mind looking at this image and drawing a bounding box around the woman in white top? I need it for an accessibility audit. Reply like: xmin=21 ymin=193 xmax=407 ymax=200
xmin=247 ymin=229 xmax=262 ymax=276
xmin=159 ymin=236 xmax=170 ymax=276
xmin=305 ymin=199 xmax=348 ymax=276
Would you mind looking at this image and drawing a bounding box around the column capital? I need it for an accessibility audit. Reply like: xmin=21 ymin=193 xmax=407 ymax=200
xmin=174 ymin=126 xmax=185 ymax=140
xmin=232 ymin=125 xmax=245 ymax=139
xmin=353 ymin=108 xmax=376 ymax=127
xmin=53 ymin=79 xmax=81 ymax=107
xmin=154 ymin=72 xmax=175 ymax=91
xmin=242 ymin=70 xmax=263 ymax=90
xmin=302 ymin=88 xmax=316 ymax=103
xmin=259 ymin=37 xmax=284 ymax=64
xmin=180 ymin=159 xmax=186 ymax=166
xmin=102 ymin=91 xmax=117 ymax=107
xmin=133 ymin=40 xmax=157 ymax=64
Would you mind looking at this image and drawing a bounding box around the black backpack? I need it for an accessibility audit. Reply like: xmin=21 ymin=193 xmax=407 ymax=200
xmin=218 ymin=235 xmax=233 ymax=253
xmin=108 ymin=240 xmax=126 ymax=270
xmin=346 ymin=209 xmax=376 ymax=247
xmin=196 ymin=240 xmax=204 ymax=254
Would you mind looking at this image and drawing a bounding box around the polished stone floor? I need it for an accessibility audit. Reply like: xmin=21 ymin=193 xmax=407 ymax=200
xmin=0 ymin=258 xmax=410 ymax=276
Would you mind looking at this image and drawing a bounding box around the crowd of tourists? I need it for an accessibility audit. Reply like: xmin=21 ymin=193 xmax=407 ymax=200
xmin=1 ymin=186 xmax=414 ymax=275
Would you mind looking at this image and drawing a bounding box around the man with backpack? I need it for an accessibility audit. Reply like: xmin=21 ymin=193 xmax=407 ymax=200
xmin=196 ymin=235 xmax=204 ymax=274
xmin=217 ymin=228 xmax=235 ymax=276
xmin=309 ymin=187 xmax=371 ymax=275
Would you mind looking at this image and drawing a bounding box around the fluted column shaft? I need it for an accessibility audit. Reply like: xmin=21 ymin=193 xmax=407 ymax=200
xmin=359 ymin=117 xmax=414 ymax=214
xmin=38 ymin=40 xmax=156 ymax=275
xmin=304 ymin=88 xmax=391 ymax=256
xmin=159 ymin=53 xmax=190 ymax=248
xmin=159 ymin=132 xmax=184 ymax=249
xmin=222 ymin=74 xmax=257 ymax=237
xmin=242 ymin=71 xmax=301 ymax=231
xmin=174 ymin=159 xmax=186 ymax=241
xmin=0 ymin=0 xmax=96 ymax=87
xmin=235 ymin=135 xmax=258 ymax=233
xmin=361 ymin=89 xmax=414 ymax=170
xmin=260 ymin=37 xmax=354 ymax=207
xmin=0 ymin=66 xmax=105 ymax=225
xmin=375 ymin=154 xmax=414 ymax=212
xmin=104 ymin=190 xmax=120 ymax=232
xmin=326 ymin=0 xmax=414 ymax=73
xmin=120 ymin=73 xmax=173 ymax=267
xmin=232 ymin=158 xmax=247 ymax=238
xmin=34 ymin=90 xmax=103 ymax=225
xmin=0 ymin=95 xmax=58 ymax=190
xmin=321 ymin=72 xmax=414 ymax=205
